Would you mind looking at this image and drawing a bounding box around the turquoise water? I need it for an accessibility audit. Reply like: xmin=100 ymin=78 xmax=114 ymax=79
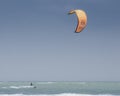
xmin=0 ymin=82 xmax=120 ymax=95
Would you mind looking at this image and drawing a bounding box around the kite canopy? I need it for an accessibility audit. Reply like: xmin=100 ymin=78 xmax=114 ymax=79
xmin=68 ymin=9 xmax=87 ymax=33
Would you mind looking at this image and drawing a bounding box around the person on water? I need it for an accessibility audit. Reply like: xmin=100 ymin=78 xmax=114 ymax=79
xmin=30 ymin=82 xmax=33 ymax=86
xmin=30 ymin=82 xmax=36 ymax=88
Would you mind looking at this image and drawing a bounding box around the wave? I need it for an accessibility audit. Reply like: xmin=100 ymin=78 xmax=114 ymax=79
xmin=0 ymin=93 xmax=116 ymax=96
xmin=2 ymin=86 xmax=34 ymax=89
xmin=37 ymin=82 xmax=55 ymax=84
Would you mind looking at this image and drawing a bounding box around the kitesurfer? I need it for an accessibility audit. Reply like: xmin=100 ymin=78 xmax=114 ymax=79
xmin=30 ymin=82 xmax=33 ymax=86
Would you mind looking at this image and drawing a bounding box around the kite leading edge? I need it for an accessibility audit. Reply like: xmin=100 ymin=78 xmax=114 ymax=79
xmin=68 ymin=9 xmax=87 ymax=33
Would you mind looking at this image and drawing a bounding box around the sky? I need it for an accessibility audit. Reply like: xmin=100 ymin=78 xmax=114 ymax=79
xmin=0 ymin=0 xmax=120 ymax=81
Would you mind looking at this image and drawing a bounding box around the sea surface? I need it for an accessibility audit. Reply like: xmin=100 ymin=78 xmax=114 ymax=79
xmin=0 ymin=82 xmax=120 ymax=96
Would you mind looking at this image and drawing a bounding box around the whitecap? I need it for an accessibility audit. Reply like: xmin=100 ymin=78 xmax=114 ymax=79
xmin=9 ymin=86 xmax=34 ymax=89
xmin=0 ymin=93 xmax=116 ymax=96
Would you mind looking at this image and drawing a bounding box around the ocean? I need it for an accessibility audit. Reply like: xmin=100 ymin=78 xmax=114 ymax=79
xmin=0 ymin=82 xmax=120 ymax=96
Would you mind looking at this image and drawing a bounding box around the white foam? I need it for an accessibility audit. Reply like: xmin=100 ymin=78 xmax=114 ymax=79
xmin=37 ymin=82 xmax=55 ymax=84
xmin=11 ymin=86 xmax=34 ymax=89
xmin=2 ymin=86 xmax=34 ymax=89
xmin=0 ymin=93 xmax=116 ymax=96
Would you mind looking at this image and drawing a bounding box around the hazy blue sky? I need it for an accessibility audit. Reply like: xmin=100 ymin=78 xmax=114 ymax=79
xmin=0 ymin=0 xmax=120 ymax=81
